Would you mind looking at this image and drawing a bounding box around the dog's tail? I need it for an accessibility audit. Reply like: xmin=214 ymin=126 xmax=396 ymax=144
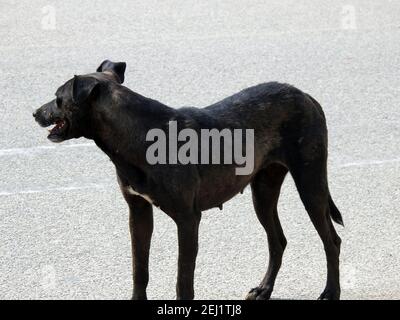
xmin=328 ymin=194 xmax=344 ymax=226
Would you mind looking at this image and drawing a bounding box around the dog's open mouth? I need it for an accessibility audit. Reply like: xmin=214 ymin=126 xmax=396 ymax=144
xmin=47 ymin=119 xmax=69 ymax=142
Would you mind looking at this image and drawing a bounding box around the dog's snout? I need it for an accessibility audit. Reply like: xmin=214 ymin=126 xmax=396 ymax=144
xmin=33 ymin=111 xmax=37 ymax=118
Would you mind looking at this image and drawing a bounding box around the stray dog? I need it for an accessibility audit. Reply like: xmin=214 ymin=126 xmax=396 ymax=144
xmin=33 ymin=60 xmax=343 ymax=300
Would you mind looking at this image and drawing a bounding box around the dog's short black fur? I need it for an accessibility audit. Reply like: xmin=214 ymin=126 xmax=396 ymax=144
xmin=34 ymin=60 xmax=343 ymax=300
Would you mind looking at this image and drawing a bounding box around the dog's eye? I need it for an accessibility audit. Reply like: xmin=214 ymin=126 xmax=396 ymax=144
xmin=56 ymin=98 xmax=62 ymax=107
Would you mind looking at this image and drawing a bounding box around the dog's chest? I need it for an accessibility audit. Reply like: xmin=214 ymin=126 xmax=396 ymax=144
xmin=125 ymin=185 xmax=155 ymax=204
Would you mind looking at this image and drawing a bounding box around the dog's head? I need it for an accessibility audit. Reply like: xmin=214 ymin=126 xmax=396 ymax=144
xmin=33 ymin=60 xmax=126 ymax=142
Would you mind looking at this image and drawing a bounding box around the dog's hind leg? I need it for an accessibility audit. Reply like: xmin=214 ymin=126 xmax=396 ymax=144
xmin=289 ymin=156 xmax=342 ymax=300
xmin=246 ymin=163 xmax=288 ymax=300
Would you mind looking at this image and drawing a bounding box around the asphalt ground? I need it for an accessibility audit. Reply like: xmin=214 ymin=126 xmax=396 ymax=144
xmin=0 ymin=0 xmax=399 ymax=299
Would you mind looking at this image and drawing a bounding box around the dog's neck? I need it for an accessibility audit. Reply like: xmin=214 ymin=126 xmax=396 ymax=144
xmin=89 ymin=86 xmax=176 ymax=170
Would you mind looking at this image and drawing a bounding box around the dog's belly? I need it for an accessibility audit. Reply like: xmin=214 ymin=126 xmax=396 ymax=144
xmin=197 ymin=173 xmax=252 ymax=211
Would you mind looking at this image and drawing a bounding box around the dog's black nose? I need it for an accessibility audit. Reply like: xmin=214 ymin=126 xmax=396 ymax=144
xmin=33 ymin=111 xmax=37 ymax=118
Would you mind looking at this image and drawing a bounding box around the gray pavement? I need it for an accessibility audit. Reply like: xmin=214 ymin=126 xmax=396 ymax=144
xmin=0 ymin=0 xmax=399 ymax=299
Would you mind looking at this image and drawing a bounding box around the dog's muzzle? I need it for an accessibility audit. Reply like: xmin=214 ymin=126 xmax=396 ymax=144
xmin=33 ymin=100 xmax=69 ymax=142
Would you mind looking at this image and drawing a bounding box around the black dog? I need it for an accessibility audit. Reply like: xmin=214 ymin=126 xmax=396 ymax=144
xmin=33 ymin=60 xmax=343 ymax=300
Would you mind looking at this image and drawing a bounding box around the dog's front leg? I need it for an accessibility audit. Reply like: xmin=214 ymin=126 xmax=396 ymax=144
xmin=127 ymin=197 xmax=153 ymax=300
xmin=175 ymin=212 xmax=201 ymax=300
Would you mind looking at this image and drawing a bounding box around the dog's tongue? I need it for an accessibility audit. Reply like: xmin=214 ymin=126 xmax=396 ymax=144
xmin=49 ymin=120 xmax=64 ymax=133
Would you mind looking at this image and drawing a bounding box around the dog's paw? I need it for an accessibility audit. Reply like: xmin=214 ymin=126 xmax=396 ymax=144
xmin=245 ymin=286 xmax=273 ymax=300
xmin=318 ymin=288 xmax=340 ymax=300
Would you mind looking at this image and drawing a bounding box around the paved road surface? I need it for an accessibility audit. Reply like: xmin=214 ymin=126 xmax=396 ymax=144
xmin=0 ymin=0 xmax=399 ymax=299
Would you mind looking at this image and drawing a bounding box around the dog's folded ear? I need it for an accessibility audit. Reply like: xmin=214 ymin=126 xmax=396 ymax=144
xmin=72 ymin=75 xmax=100 ymax=105
xmin=96 ymin=60 xmax=126 ymax=84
